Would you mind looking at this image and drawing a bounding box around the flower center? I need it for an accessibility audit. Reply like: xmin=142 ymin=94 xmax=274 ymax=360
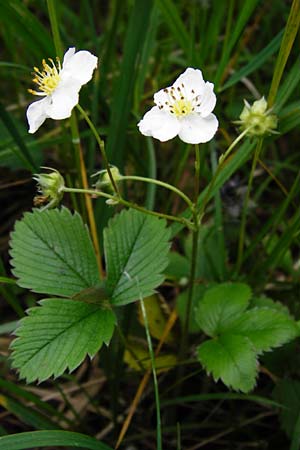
xmin=172 ymin=99 xmax=194 ymax=117
xmin=157 ymin=84 xmax=201 ymax=118
xmin=28 ymin=58 xmax=61 ymax=96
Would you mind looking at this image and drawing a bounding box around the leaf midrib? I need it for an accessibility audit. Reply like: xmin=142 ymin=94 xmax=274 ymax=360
xmin=109 ymin=214 xmax=147 ymax=300
xmin=15 ymin=302 xmax=100 ymax=372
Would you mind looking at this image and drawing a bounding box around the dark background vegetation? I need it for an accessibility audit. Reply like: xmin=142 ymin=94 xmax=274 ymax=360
xmin=1 ymin=0 xmax=300 ymax=449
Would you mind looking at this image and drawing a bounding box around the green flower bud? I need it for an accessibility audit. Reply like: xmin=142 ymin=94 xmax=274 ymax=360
xmin=236 ymin=97 xmax=278 ymax=137
xmin=33 ymin=167 xmax=64 ymax=209
xmin=93 ymin=166 xmax=122 ymax=194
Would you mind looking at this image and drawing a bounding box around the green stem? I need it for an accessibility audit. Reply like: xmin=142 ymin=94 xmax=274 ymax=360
xmin=62 ymin=187 xmax=194 ymax=229
xmin=236 ymin=138 xmax=263 ymax=273
xmin=181 ymin=144 xmax=201 ymax=358
xmin=119 ymin=176 xmax=193 ymax=210
xmin=140 ymin=297 xmax=162 ymax=450
xmin=194 ymin=144 xmax=201 ymax=204
xmin=145 ymin=137 xmax=157 ymax=210
xmin=47 ymin=0 xmax=63 ymax=58
xmin=76 ymin=104 xmax=119 ymax=195
xmin=218 ymin=126 xmax=252 ymax=165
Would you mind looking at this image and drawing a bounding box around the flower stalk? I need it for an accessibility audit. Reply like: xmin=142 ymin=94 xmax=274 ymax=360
xmin=62 ymin=186 xmax=194 ymax=229
xmin=116 ymin=175 xmax=194 ymax=210
xmin=76 ymin=104 xmax=120 ymax=196
xmin=181 ymin=144 xmax=201 ymax=358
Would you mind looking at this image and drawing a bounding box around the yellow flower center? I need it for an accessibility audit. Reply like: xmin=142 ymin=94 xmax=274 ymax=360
xmin=171 ymin=99 xmax=194 ymax=117
xmin=28 ymin=58 xmax=61 ymax=96
xmin=157 ymin=85 xmax=200 ymax=118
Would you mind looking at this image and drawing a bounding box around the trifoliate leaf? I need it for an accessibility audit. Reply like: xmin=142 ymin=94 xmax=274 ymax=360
xmin=196 ymin=282 xmax=252 ymax=337
xmin=227 ymin=307 xmax=299 ymax=353
xmin=104 ymin=209 xmax=170 ymax=306
xmin=197 ymin=334 xmax=258 ymax=393
xmin=10 ymin=208 xmax=100 ymax=297
xmin=11 ymin=298 xmax=116 ymax=383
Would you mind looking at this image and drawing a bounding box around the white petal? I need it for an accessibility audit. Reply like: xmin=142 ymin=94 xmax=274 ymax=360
xmin=45 ymin=80 xmax=80 ymax=119
xmin=178 ymin=113 xmax=218 ymax=144
xmin=26 ymin=98 xmax=49 ymax=134
xmin=62 ymin=47 xmax=76 ymax=65
xmin=154 ymin=88 xmax=172 ymax=107
xmin=173 ymin=68 xmax=205 ymax=96
xmin=196 ymin=82 xmax=217 ymax=117
xmin=138 ymin=106 xmax=181 ymax=142
xmin=61 ymin=49 xmax=98 ymax=85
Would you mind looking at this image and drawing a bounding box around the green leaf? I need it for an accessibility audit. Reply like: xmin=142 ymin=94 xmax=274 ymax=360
xmin=10 ymin=208 xmax=100 ymax=298
xmin=196 ymin=282 xmax=252 ymax=337
xmin=250 ymin=296 xmax=291 ymax=316
xmin=197 ymin=334 xmax=258 ymax=393
xmin=104 ymin=209 xmax=170 ymax=306
xmin=177 ymin=284 xmax=213 ymax=334
xmin=11 ymin=298 xmax=116 ymax=383
xmin=0 ymin=430 xmax=113 ymax=450
xmin=228 ymin=308 xmax=299 ymax=353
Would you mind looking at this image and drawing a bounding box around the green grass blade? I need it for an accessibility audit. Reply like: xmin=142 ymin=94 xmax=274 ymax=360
xmin=290 ymin=412 xmax=300 ymax=450
xmin=273 ymin=56 xmax=300 ymax=112
xmin=220 ymin=29 xmax=284 ymax=92
xmin=0 ymin=395 xmax=58 ymax=430
xmin=201 ymin=1 xmax=227 ymax=66
xmin=0 ymin=321 xmax=18 ymax=334
xmin=210 ymin=145 xmax=227 ymax=280
xmin=162 ymin=393 xmax=283 ymax=409
xmin=0 ymin=1 xmax=54 ymax=59
xmin=0 ymin=276 xmax=16 ymax=285
xmin=257 ymin=209 xmax=300 ymax=275
xmin=0 ymin=431 xmax=113 ymax=450
xmin=171 ymin=140 xmax=256 ymax=238
xmin=156 ymin=0 xmax=190 ymax=55
xmin=106 ymin=0 xmax=153 ymax=167
xmin=214 ymin=0 xmax=260 ymax=89
xmin=0 ymin=378 xmax=73 ymax=426
xmin=268 ymin=0 xmax=300 ymax=107
xmin=0 ymin=103 xmax=37 ymax=172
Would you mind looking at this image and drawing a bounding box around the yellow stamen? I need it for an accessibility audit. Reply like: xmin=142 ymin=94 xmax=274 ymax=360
xmin=29 ymin=56 xmax=61 ymax=96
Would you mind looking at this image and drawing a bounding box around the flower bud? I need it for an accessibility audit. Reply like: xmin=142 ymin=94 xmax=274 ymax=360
xmin=236 ymin=97 xmax=278 ymax=137
xmin=93 ymin=166 xmax=122 ymax=194
xmin=33 ymin=168 xmax=64 ymax=209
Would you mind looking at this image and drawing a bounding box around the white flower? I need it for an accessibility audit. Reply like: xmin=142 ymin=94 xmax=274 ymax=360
xmin=27 ymin=47 xmax=98 ymax=133
xmin=138 ymin=68 xmax=218 ymax=144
